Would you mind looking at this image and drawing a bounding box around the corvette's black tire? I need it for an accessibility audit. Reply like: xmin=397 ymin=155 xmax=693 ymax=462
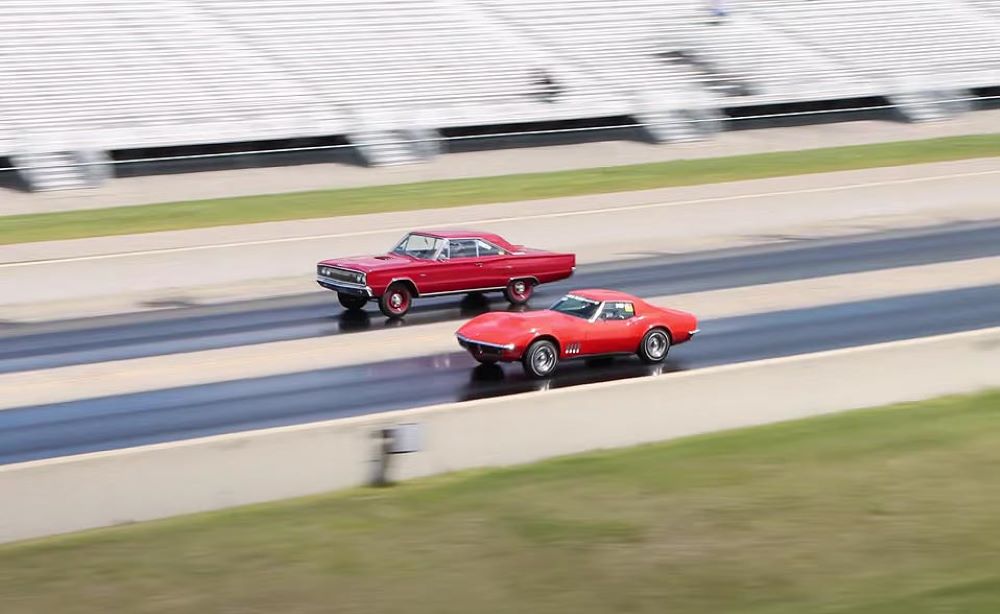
xmin=522 ymin=339 xmax=558 ymax=378
xmin=338 ymin=293 xmax=367 ymax=311
xmin=637 ymin=328 xmax=671 ymax=364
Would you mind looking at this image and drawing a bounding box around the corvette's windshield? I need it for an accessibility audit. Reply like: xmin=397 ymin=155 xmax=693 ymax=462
xmin=549 ymin=294 xmax=601 ymax=320
xmin=392 ymin=233 xmax=444 ymax=260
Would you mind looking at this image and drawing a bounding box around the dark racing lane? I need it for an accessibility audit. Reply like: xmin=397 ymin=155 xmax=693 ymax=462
xmin=1 ymin=284 xmax=997 ymax=465
xmin=1 ymin=220 xmax=999 ymax=374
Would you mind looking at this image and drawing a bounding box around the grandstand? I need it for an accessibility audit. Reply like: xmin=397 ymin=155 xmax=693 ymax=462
xmin=2 ymin=0 xmax=998 ymax=191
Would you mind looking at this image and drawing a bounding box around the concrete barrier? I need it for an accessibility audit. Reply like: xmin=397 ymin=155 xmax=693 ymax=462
xmin=2 ymin=328 xmax=998 ymax=544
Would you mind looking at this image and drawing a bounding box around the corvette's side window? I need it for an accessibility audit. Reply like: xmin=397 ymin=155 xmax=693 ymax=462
xmin=600 ymin=302 xmax=635 ymax=321
xmin=449 ymin=239 xmax=479 ymax=259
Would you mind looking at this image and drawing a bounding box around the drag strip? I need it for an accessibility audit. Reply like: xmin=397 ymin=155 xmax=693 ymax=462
xmin=2 ymin=284 xmax=998 ymax=465
xmin=2 ymin=221 xmax=999 ymax=374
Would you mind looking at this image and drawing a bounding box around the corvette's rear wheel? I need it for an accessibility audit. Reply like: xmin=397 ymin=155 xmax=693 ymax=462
xmin=522 ymin=339 xmax=558 ymax=378
xmin=379 ymin=283 xmax=412 ymax=318
xmin=504 ymin=279 xmax=534 ymax=305
xmin=637 ymin=328 xmax=671 ymax=364
xmin=338 ymin=293 xmax=367 ymax=311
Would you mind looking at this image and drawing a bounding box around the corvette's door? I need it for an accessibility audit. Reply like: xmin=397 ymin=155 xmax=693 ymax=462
xmin=583 ymin=301 xmax=641 ymax=355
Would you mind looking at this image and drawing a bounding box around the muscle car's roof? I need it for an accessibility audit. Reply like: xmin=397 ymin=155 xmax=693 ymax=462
xmin=411 ymin=229 xmax=515 ymax=248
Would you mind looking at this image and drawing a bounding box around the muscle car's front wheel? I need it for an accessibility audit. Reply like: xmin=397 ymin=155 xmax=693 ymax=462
xmin=522 ymin=339 xmax=558 ymax=378
xmin=638 ymin=328 xmax=671 ymax=364
xmin=379 ymin=283 xmax=412 ymax=318
xmin=504 ymin=279 xmax=534 ymax=305
xmin=338 ymin=293 xmax=367 ymax=311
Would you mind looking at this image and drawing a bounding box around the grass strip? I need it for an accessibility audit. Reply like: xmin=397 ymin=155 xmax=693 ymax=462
xmin=2 ymin=134 xmax=999 ymax=245
xmin=2 ymin=390 xmax=999 ymax=613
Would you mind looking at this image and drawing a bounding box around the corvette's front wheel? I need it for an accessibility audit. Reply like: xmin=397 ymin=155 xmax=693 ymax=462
xmin=522 ymin=339 xmax=558 ymax=378
xmin=637 ymin=328 xmax=671 ymax=364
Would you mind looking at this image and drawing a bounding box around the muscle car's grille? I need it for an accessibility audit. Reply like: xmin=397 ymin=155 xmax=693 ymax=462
xmin=317 ymin=266 xmax=365 ymax=285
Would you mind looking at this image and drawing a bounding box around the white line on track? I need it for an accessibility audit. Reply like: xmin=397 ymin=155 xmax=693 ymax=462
xmin=3 ymin=168 xmax=998 ymax=269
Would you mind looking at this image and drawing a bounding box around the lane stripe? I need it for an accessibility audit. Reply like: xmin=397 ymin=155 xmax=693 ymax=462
xmin=3 ymin=168 xmax=998 ymax=269
xmin=2 ymin=256 xmax=997 ymax=410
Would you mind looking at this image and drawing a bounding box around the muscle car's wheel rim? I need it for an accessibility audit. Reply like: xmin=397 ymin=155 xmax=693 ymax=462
xmin=506 ymin=279 xmax=533 ymax=305
xmin=532 ymin=345 xmax=556 ymax=374
xmin=380 ymin=284 xmax=412 ymax=318
xmin=644 ymin=330 xmax=669 ymax=360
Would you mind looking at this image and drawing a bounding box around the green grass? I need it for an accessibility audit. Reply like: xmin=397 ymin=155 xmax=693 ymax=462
xmin=3 ymin=134 xmax=999 ymax=245
xmin=2 ymin=390 xmax=999 ymax=614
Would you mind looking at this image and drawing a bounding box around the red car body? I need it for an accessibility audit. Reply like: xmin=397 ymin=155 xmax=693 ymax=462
xmin=317 ymin=230 xmax=575 ymax=317
xmin=456 ymin=289 xmax=699 ymax=377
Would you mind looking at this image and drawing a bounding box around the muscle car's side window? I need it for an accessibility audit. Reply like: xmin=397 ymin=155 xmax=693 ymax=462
xmin=449 ymin=239 xmax=479 ymax=259
xmin=600 ymin=302 xmax=635 ymax=321
xmin=475 ymin=239 xmax=504 ymax=256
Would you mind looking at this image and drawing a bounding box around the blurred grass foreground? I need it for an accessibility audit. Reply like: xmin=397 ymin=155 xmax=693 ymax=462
xmin=2 ymin=389 xmax=998 ymax=613
xmin=2 ymin=134 xmax=999 ymax=245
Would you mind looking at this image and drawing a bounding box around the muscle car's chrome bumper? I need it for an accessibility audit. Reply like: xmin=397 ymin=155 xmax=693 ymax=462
xmin=689 ymin=328 xmax=700 ymax=337
xmin=316 ymin=276 xmax=373 ymax=297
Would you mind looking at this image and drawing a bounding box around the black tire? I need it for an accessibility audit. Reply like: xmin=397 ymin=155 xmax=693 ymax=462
xmin=504 ymin=279 xmax=534 ymax=305
xmin=378 ymin=283 xmax=413 ymax=318
xmin=338 ymin=293 xmax=367 ymax=311
xmin=637 ymin=328 xmax=671 ymax=364
xmin=522 ymin=339 xmax=558 ymax=378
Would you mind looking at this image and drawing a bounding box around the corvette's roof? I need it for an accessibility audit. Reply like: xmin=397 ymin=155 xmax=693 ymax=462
xmin=568 ymin=289 xmax=640 ymax=302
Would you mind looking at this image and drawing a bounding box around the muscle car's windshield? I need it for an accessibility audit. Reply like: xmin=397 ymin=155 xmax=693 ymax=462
xmin=549 ymin=294 xmax=601 ymax=320
xmin=392 ymin=233 xmax=444 ymax=260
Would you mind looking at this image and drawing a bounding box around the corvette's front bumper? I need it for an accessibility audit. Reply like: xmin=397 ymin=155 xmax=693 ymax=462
xmin=457 ymin=334 xmax=516 ymax=360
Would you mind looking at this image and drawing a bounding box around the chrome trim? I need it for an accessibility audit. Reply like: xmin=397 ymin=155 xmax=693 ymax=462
xmin=315 ymin=276 xmax=373 ymax=296
xmin=317 ymin=265 xmax=367 ymax=284
xmin=456 ymin=334 xmax=514 ymax=351
xmin=421 ymin=285 xmax=505 ymax=297
xmin=689 ymin=328 xmax=700 ymax=336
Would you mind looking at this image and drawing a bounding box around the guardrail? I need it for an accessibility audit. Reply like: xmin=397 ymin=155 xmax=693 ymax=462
xmin=2 ymin=328 xmax=997 ymax=544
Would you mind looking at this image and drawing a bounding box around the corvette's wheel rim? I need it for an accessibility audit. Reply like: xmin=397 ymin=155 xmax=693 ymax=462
xmin=533 ymin=345 xmax=556 ymax=374
xmin=646 ymin=332 xmax=668 ymax=359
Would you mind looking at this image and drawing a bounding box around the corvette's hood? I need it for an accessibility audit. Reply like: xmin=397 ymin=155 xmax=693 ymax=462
xmin=457 ymin=310 xmax=575 ymax=343
xmin=317 ymin=253 xmax=412 ymax=273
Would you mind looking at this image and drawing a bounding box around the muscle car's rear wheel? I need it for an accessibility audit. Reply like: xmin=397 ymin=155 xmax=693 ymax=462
xmin=337 ymin=293 xmax=367 ymax=311
xmin=379 ymin=283 xmax=412 ymax=318
xmin=638 ymin=328 xmax=671 ymax=364
xmin=504 ymin=279 xmax=534 ymax=305
xmin=522 ymin=339 xmax=558 ymax=378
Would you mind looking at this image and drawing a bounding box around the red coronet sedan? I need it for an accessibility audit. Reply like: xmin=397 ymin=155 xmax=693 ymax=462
xmin=316 ymin=230 xmax=576 ymax=318
xmin=456 ymin=289 xmax=699 ymax=378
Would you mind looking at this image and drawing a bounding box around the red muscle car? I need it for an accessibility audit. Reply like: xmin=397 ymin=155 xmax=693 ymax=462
xmin=456 ymin=289 xmax=699 ymax=378
xmin=316 ymin=230 xmax=576 ymax=318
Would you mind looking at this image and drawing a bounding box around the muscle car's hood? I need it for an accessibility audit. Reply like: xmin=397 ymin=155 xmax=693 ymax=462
xmin=457 ymin=310 xmax=578 ymax=344
xmin=317 ymin=253 xmax=412 ymax=273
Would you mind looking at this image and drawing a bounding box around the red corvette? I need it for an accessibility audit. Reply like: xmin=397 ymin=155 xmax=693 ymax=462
xmin=317 ymin=230 xmax=575 ymax=318
xmin=456 ymin=289 xmax=699 ymax=378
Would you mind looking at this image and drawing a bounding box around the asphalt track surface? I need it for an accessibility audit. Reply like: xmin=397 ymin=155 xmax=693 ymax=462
xmin=2 ymin=221 xmax=999 ymax=374
xmin=2 ymin=283 xmax=999 ymax=465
